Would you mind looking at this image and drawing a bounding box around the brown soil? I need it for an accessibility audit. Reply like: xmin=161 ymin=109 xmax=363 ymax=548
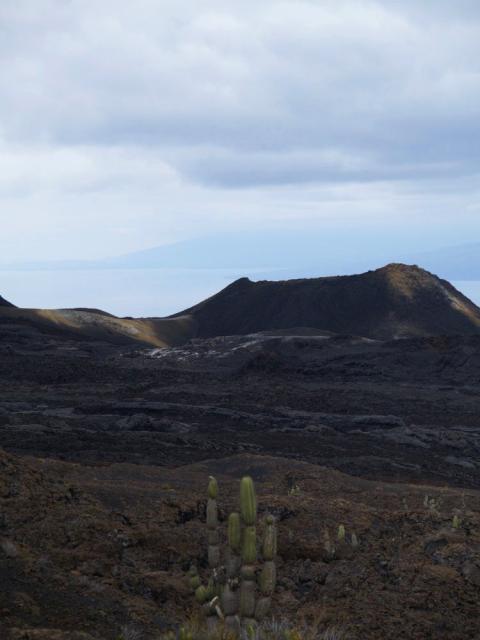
xmin=1 ymin=449 xmax=479 ymax=640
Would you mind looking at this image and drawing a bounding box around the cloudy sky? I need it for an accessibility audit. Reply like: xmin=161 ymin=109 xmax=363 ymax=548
xmin=1 ymin=0 xmax=480 ymax=264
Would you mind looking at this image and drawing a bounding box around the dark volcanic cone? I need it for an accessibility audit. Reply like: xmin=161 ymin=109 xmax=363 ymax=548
xmin=0 ymin=294 xmax=14 ymax=307
xmin=173 ymin=263 xmax=480 ymax=340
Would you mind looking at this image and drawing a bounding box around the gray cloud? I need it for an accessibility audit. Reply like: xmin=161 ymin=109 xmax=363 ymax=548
xmin=0 ymin=1 xmax=479 ymax=261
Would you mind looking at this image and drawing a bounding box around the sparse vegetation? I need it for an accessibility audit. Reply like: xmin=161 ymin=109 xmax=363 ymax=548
xmin=118 ymin=624 xmax=143 ymax=640
xmin=1 ymin=538 xmax=19 ymax=558
xmin=285 ymin=475 xmax=301 ymax=497
xmin=423 ymin=494 xmax=442 ymax=516
xmin=287 ymin=485 xmax=301 ymax=497
xmin=156 ymin=617 xmax=348 ymax=640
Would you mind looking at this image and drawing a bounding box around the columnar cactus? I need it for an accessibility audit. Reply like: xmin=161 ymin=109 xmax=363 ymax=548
xmin=207 ymin=476 xmax=220 ymax=568
xmin=224 ymin=512 xmax=241 ymax=634
xmin=188 ymin=474 xmax=277 ymax=635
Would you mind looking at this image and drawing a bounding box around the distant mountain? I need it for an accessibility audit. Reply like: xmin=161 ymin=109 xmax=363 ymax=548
xmin=173 ymin=264 xmax=480 ymax=340
xmin=4 ymin=234 xmax=480 ymax=282
xmin=0 ymin=231 xmax=413 ymax=274
xmin=0 ymin=294 xmax=14 ymax=307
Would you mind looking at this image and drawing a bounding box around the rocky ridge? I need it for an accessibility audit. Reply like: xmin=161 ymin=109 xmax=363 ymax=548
xmin=0 ymin=294 xmax=14 ymax=307
xmin=174 ymin=264 xmax=480 ymax=340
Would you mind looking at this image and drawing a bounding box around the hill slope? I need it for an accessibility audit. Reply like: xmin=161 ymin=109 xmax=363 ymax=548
xmin=0 ymin=294 xmax=14 ymax=307
xmin=174 ymin=263 xmax=480 ymax=340
xmin=2 ymin=263 xmax=479 ymax=346
xmin=0 ymin=305 xmax=194 ymax=348
xmin=1 ymin=448 xmax=479 ymax=639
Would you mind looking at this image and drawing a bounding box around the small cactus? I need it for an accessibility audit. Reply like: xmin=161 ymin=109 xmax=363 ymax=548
xmin=195 ymin=585 xmax=208 ymax=604
xmin=188 ymin=565 xmax=201 ymax=590
xmin=287 ymin=483 xmax=301 ymax=496
xmin=189 ymin=574 xmax=201 ymax=590
xmin=179 ymin=628 xmax=193 ymax=640
xmin=323 ymin=528 xmax=335 ymax=558
xmin=205 ymin=577 xmax=216 ymax=600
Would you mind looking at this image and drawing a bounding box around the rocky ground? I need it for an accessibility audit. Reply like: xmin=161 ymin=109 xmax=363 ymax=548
xmin=1 ymin=326 xmax=480 ymax=638
xmin=1 ymin=450 xmax=480 ymax=640
xmin=1 ymin=330 xmax=480 ymax=488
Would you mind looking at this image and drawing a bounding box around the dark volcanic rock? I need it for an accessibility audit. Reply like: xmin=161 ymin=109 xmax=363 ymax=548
xmin=1 ymin=330 xmax=480 ymax=488
xmin=0 ymin=294 xmax=15 ymax=307
xmin=173 ymin=264 xmax=480 ymax=340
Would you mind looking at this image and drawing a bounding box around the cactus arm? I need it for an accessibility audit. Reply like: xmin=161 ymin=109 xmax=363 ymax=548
xmin=228 ymin=512 xmax=241 ymax=551
xmin=208 ymin=476 xmax=218 ymax=499
xmin=240 ymin=476 xmax=257 ymax=526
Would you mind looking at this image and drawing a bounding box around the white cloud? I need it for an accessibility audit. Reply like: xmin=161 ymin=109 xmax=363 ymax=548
xmin=0 ymin=142 xmax=178 ymax=195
